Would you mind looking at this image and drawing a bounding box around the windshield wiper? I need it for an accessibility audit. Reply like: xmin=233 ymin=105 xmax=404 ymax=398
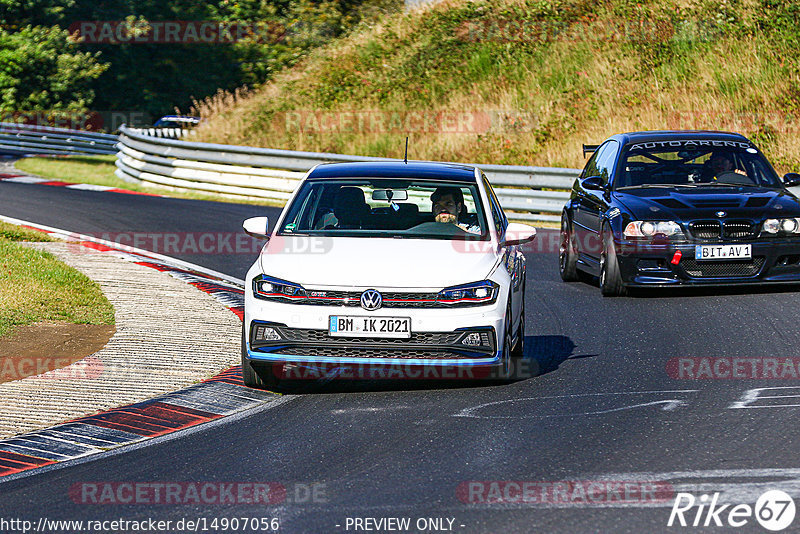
xmin=616 ymin=184 xmax=699 ymax=190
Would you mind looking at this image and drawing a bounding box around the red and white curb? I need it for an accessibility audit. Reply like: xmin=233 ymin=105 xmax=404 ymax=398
xmin=0 ymin=171 xmax=161 ymax=196
xmin=0 ymin=216 xmax=273 ymax=480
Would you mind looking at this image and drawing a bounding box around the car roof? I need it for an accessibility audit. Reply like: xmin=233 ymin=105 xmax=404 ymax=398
xmin=306 ymin=161 xmax=478 ymax=182
xmin=605 ymin=130 xmax=751 ymax=147
xmin=156 ymin=115 xmax=200 ymax=123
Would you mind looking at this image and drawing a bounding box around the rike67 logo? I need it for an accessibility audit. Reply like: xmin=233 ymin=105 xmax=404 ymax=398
xmin=668 ymin=490 xmax=796 ymax=531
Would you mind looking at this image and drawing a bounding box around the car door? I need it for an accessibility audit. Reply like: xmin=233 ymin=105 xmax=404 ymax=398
xmin=483 ymin=176 xmax=523 ymax=326
xmin=574 ymin=140 xmax=619 ymax=261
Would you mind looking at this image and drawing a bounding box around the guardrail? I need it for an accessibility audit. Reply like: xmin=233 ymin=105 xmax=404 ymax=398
xmin=115 ymin=126 xmax=580 ymax=222
xmin=0 ymin=122 xmax=119 ymax=156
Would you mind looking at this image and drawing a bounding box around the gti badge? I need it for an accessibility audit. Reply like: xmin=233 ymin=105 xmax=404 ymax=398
xmin=360 ymin=289 xmax=382 ymax=311
xmin=716 ymin=211 xmax=726 ymax=218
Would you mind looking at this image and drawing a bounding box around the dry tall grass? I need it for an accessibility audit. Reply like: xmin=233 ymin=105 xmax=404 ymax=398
xmin=190 ymin=0 xmax=800 ymax=173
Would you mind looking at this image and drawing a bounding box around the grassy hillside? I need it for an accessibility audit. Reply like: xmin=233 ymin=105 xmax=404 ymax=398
xmin=191 ymin=0 xmax=800 ymax=172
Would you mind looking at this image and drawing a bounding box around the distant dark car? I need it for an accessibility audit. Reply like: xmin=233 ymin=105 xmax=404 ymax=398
xmin=559 ymin=130 xmax=800 ymax=296
xmin=153 ymin=115 xmax=200 ymax=129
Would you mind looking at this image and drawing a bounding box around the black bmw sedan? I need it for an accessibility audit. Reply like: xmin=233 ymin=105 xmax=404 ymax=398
xmin=559 ymin=130 xmax=800 ymax=296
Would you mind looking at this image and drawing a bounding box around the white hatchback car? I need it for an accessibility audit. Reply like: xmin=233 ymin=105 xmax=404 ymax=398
xmin=241 ymin=161 xmax=536 ymax=388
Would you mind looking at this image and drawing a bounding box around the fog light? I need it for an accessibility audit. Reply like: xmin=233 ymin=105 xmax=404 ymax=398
xmin=254 ymin=325 xmax=281 ymax=341
xmin=462 ymin=333 xmax=482 ymax=346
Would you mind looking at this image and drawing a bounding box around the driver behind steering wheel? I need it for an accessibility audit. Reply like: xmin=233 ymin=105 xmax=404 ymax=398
xmin=431 ymin=187 xmax=481 ymax=234
xmin=702 ymin=152 xmax=751 ymax=184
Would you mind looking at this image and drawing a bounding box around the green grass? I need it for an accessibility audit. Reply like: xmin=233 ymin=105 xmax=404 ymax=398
xmin=14 ymin=155 xmax=283 ymax=207
xmin=0 ymin=220 xmax=54 ymax=242
xmin=0 ymin=225 xmax=115 ymax=338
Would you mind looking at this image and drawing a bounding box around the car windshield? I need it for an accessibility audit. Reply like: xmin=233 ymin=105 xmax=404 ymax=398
xmin=615 ymin=142 xmax=782 ymax=189
xmin=277 ymin=179 xmax=489 ymax=240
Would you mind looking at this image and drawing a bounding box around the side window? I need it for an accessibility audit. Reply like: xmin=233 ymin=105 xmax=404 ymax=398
xmin=483 ymin=176 xmax=507 ymax=237
xmin=581 ymin=145 xmax=603 ymax=179
xmin=596 ymin=140 xmax=619 ymax=186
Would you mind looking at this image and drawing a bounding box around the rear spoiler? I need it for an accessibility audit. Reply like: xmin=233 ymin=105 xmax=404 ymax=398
xmin=582 ymin=144 xmax=599 ymax=158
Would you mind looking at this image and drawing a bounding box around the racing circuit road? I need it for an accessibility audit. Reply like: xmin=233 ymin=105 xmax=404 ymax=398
xmin=1 ymin=181 xmax=800 ymax=533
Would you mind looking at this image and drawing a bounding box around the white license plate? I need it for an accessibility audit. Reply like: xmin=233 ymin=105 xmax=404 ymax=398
xmin=329 ymin=316 xmax=411 ymax=339
xmin=695 ymin=244 xmax=752 ymax=260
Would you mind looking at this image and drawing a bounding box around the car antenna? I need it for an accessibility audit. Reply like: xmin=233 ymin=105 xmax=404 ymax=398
xmin=404 ymin=136 xmax=409 ymax=164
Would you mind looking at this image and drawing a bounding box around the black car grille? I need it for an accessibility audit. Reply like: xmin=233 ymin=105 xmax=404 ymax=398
xmin=682 ymin=257 xmax=765 ymax=278
xmin=268 ymin=346 xmax=477 ymax=359
xmin=723 ymin=221 xmax=757 ymax=239
xmin=688 ymin=220 xmax=757 ymax=241
xmin=689 ymin=221 xmax=721 ymax=240
xmin=280 ymin=328 xmax=464 ymax=345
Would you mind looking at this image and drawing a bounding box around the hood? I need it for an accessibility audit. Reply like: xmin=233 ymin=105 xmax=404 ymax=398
xmin=613 ymin=186 xmax=800 ymax=221
xmin=257 ymin=236 xmax=499 ymax=290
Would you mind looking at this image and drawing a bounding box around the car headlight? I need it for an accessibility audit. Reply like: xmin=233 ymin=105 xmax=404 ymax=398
xmin=436 ymin=280 xmax=499 ymax=306
xmin=763 ymin=218 xmax=800 ymax=235
xmin=623 ymin=221 xmax=684 ymax=238
xmin=252 ymin=274 xmax=307 ymax=301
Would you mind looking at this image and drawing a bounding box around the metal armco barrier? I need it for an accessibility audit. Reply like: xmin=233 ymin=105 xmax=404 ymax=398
xmin=116 ymin=126 xmax=580 ymax=222
xmin=0 ymin=122 xmax=119 ymax=156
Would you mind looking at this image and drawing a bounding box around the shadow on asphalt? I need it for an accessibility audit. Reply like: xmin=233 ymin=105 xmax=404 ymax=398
xmin=265 ymin=335 xmax=578 ymax=395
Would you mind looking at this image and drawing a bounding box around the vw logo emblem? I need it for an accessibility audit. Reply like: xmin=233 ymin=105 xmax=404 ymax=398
xmin=360 ymin=289 xmax=382 ymax=311
xmin=716 ymin=211 xmax=727 ymax=218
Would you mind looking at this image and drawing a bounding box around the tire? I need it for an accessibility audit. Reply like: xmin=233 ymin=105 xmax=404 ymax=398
xmin=599 ymin=227 xmax=626 ymax=297
xmin=511 ymin=283 xmax=525 ymax=359
xmin=559 ymin=212 xmax=579 ymax=282
xmin=241 ymin=324 xmax=281 ymax=389
xmin=493 ymin=304 xmax=514 ymax=382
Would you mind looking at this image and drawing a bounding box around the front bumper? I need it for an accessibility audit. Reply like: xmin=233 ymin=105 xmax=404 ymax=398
xmin=247 ymin=321 xmax=500 ymax=367
xmin=616 ymin=238 xmax=800 ymax=286
xmin=243 ymin=298 xmax=507 ymax=369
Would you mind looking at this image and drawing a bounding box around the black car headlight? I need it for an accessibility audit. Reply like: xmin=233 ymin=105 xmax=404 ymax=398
xmin=436 ymin=280 xmax=499 ymax=306
xmin=762 ymin=218 xmax=800 ymax=235
xmin=623 ymin=221 xmax=684 ymax=239
xmin=252 ymin=274 xmax=307 ymax=302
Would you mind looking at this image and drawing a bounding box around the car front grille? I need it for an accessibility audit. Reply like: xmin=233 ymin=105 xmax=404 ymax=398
xmin=682 ymin=257 xmax=765 ymax=278
xmin=689 ymin=220 xmax=758 ymax=241
xmin=250 ymin=326 xmax=495 ymax=358
xmin=722 ymin=221 xmax=757 ymax=239
xmin=305 ymin=291 xmax=439 ymax=308
xmin=268 ymin=346 xmax=479 ymax=359
xmin=689 ymin=221 xmax=721 ymax=240
xmin=281 ymin=329 xmax=464 ymax=345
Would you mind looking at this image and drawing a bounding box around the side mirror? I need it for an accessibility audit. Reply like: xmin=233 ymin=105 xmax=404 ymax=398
xmin=502 ymin=222 xmax=537 ymax=246
xmin=784 ymin=173 xmax=800 ymax=187
xmin=582 ymin=176 xmax=606 ymax=191
xmin=242 ymin=216 xmax=270 ymax=239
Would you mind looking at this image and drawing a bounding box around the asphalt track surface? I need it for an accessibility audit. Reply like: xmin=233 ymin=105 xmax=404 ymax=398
xmin=2 ymin=181 xmax=800 ymax=533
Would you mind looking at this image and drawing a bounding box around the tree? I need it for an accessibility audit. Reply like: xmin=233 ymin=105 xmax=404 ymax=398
xmin=0 ymin=25 xmax=107 ymax=112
